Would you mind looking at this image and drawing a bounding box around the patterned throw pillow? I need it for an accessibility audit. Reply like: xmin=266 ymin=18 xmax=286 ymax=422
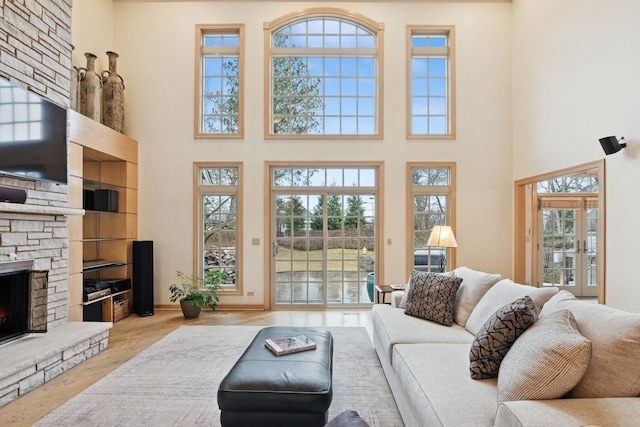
xmin=404 ymin=270 xmax=463 ymax=326
xmin=497 ymin=309 xmax=592 ymax=402
xmin=469 ymin=296 xmax=538 ymax=379
xmin=324 ymin=410 xmax=370 ymax=427
xmin=399 ymin=270 xmax=455 ymax=309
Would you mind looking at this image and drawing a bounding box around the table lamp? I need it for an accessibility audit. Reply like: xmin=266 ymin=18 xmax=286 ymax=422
xmin=426 ymin=225 xmax=458 ymax=272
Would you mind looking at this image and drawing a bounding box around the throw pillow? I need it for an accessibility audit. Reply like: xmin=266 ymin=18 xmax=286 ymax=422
xmin=469 ymin=296 xmax=538 ymax=379
xmin=452 ymin=266 xmax=502 ymax=328
xmin=540 ymin=290 xmax=640 ymax=398
xmin=497 ymin=309 xmax=592 ymax=402
xmin=465 ymin=279 xmax=558 ymax=336
xmin=404 ymin=270 xmax=463 ymax=326
xmin=399 ymin=270 xmax=454 ymax=309
xmin=324 ymin=410 xmax=370 ymax=427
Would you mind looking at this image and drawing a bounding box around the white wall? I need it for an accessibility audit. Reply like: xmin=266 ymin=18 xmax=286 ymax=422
xmin=74 ymin=1 xmax=513 ymax=307
xmin=72 ymin=0 xmax=116 ymax=74
xmin=512 ymin=0 xmax=640 ymax=311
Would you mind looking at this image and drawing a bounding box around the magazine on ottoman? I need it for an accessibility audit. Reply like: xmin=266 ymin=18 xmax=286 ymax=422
xmin=265 ymin=335 xmax=317 ymax=356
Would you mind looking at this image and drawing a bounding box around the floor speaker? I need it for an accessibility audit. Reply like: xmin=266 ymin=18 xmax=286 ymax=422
xmin=133 ymin=240 xmax=154 ymax=316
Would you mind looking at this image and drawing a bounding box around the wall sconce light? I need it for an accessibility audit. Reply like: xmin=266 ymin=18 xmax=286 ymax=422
xmin=599 ymin=136 xmax=626 ymax=155
xmin=426 ymin=225 xmax=458 ymax=272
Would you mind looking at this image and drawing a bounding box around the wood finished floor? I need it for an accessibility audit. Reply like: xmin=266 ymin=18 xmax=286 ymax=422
xmin=0 ymin=309 xmax=373 ymax=427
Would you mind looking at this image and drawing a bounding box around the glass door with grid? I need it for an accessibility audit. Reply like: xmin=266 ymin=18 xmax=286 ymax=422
xmin=270 ymin=167 xmax=377 ymax=308
xmin=539 ymin=198 xmax=598 ymax=297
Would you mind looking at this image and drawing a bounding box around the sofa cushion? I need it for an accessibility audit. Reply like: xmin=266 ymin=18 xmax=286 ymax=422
xmin=465 ymin=279 xmax=558 ymax=336
xmin=496 ymin=398 xmax=640 ymax=427
xmin=469 ymin=296 xmax=538 ymax=379
xmin=393 ymin=343 xmax=498 ymax=427
xmin=404 ymin=270 xmax=463 ymax=326
xmin=497 ymin=309 xmax=591 ymax=402
xmin=540 ymin=290 xmax=640 ymax=398
xmin=371 ymin=304 xmax=473 ymax=364
xmin=452 ymin=266 xmax=502 ymax=328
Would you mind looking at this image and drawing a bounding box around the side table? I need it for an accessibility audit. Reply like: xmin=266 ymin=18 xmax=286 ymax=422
xmin=374 ymin=284 xmax=394 ymax=304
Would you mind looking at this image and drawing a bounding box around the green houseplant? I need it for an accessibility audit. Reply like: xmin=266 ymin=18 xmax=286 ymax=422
xmin=169 ymin=270 xmax=226 ymax=318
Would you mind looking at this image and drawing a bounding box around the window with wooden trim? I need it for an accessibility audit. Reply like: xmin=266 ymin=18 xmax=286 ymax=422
xmin=264 ymin=9 xmax=384 ymax=138
xmin=407 ymin=163 xmax=456 ymax=273
xmin=407 ymin=26 xmax=455 ymax=138
xmin=195 ymin=25 xmax=244 ymax=138
xmin=195 ymin=164 xmax=242 ymax=293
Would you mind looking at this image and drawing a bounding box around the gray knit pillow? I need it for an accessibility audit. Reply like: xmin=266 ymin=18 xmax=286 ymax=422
xmin=404 ymin=270 xmax=463 ymax=326
xmin=497 ymin=309 xmax=591 ymax=402
xmin=469 ymin=296 xmax=538 ymax=379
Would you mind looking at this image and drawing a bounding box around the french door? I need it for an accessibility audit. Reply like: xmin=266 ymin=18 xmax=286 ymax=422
xmin=539 ymin=197 xmax=598 ymax=297
xmin=269 ymin=165 xmax=379 ymax=309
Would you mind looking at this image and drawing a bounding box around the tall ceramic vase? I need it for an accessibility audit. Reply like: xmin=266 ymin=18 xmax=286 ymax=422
xmin=79 ymin=52 xmax=101 ymax=121
xmin=101 ymin=51 xmax=125 ymax=133
xmin=69 ymin=65 xmax=80 ymax=112
xmin=69 ymin=46 xmax=80 ymax=111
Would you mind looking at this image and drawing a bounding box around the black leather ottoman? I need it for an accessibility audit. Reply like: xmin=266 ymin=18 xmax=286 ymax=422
xmin=218 ymin=326 xmax=334 ymax=427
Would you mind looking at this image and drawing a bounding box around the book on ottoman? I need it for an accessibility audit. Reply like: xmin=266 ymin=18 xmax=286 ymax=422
xmin=265 ymin=335 xmax=317 ymax=356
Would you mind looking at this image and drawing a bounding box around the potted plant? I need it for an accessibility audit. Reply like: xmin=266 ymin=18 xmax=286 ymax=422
xmin=169 ymin=270 xmax=226 ymax=318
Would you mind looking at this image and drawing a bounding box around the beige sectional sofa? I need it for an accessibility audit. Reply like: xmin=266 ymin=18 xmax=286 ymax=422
xmin=372 ymin=267 xmax=640 ymax=427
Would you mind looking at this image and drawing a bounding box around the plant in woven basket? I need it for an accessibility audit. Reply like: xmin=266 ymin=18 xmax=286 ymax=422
xmin=169 ymin=270 xmax=226 ymax=318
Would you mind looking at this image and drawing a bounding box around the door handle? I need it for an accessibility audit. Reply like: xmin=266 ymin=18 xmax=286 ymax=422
xmin=272 ymin=242 xmax=278 ymax=257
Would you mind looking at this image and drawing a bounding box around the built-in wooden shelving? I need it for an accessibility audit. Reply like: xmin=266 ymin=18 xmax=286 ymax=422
xmin=67 ymin=110 xmax=138 ymax=323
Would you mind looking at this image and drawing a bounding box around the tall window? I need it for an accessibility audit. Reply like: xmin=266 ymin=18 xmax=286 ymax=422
xmin=195 ymin=163 xmax=242 ymax=294
xmin=407 ymin=26 xmax=455 ymax=138
xmin=407 ymin=163 xmax=456 ymax=273
xmin=195 ymin=25 xmax=244 ymax=138
xmin=264 ymin=9 xmax=384 ymax=138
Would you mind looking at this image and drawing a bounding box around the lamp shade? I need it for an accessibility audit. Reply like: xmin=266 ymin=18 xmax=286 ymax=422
xmin=427 ymin=226 xmax=458 ymax=248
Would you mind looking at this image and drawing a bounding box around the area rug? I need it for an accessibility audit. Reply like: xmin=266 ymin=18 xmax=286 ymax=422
xmin=34 ymin=325 xmax=403 ymax=426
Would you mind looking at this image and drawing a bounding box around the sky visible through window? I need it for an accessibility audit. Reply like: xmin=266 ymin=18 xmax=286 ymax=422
xmin=410 ymin=34 xmax=448 ymax=135
xmin=201 ymin=32 xmax=240 ymax=135
xmin=271 ymin=18 xmax=378 ymax=136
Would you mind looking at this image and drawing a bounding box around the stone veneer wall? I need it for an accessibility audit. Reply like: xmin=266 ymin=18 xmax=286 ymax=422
xmin=0 ymin=0 xmax=113 ymax=409
xmin=0 ymin=0 xmax=73 ymax=327
xmin=0 ymin=0 xmax=73 ymax=107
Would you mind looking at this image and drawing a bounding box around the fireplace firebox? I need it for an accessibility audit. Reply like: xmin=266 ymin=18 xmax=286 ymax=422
xmin=0 ymin=260 xmax=48 ymax=345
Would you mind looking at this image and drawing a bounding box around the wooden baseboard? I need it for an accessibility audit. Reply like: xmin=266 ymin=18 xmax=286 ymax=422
xmin=154 ymin=304 xmax=266 ymax=311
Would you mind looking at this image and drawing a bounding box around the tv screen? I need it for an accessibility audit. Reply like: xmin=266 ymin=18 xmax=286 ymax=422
xmin=0 ymin=77 xmax=68 ymax=184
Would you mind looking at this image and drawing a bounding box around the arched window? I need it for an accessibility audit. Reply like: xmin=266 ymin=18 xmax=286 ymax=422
xmin=264 ymin=9 xmax=384 ymax=138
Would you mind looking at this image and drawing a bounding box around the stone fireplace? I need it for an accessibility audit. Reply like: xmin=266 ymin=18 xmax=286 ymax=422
xmin=0 ymin=1 xmax=113 ymax=408
xmin=0 ymin=196 xmax=112 ymax=408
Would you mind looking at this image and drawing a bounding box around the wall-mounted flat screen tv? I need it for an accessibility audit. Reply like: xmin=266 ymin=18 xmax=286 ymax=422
xmin=0 ymin=77 xmax=68 ymax=184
